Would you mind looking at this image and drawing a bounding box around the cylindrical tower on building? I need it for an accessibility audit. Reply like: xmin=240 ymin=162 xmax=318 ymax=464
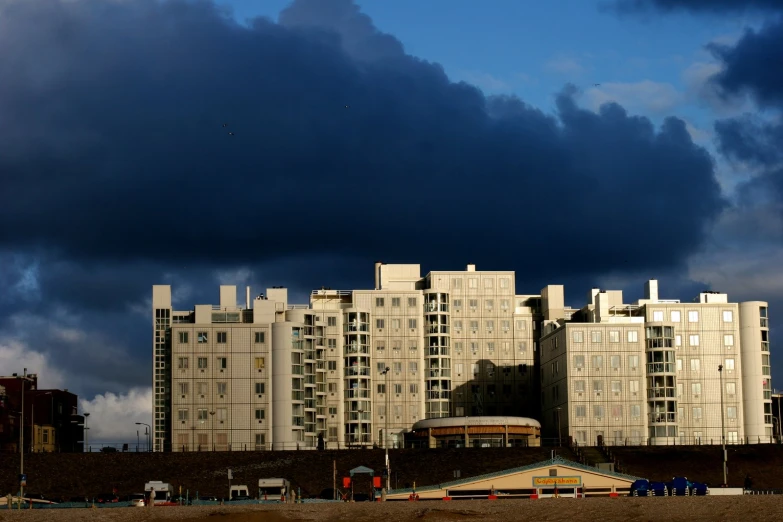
xmin=343 ymin=309 xmax=371 ymax=446
xmin=645 ymin=324 xmax=678 ymax=445
xmin=740 ymin=301 xmax=772 ymax=442
xmin=271 ymin=322 xmax=306 ymax=450
xmin=424 ymin=292 xmax=451 ymax=419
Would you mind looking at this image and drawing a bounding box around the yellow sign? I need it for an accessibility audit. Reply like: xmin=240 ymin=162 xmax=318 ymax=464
xmin=532 ymin=476 xmax=582 ymax=487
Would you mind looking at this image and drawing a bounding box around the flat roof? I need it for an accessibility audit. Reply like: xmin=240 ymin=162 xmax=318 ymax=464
xmin=412 ymin=416 xmax=541 ymax=430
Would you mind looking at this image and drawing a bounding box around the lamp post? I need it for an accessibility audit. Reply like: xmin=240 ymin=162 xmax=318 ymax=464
xmin=357 ymin=408 xmax=363 ymax=447
xmin=84 ymin=413 xmax=90 ymax=452
xmin=135 ymin=423 xmax=151 ymax=452
xmin=556 ymin=407 xmax=562 ymax=447
xmin=381 ymin=366 xmax=391 ymax=491
xmin=719 ymin=364 xmax=727 ymax=486
xmin=18 ymin=368 xmax=28 ymax=503
xmin=210 ymin=411 xmax=215 ymax=451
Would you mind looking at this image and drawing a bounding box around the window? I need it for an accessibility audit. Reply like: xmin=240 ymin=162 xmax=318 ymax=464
xmin=327 ymin=383 xmax=337 ymax=393
xmin=628 ymin=355 xmax=639 ymax=369
xmin=393 ymin=362 xmax=402 ymax=373
xmin=178 ymin=357 xmax=189 ymax=369
xmin=408 ymin=297 xmax=418 ymax=307
xmin=516 ymin=320 xmax=527 ymax=330
xmin=677 ymin=359 xmax=683 ymax=371
xmin=609 ymin=331 xmax=620 ymax=343
xmin=689 ymin=334 xmax=700 ymax=347
xmin=629 ymin=380 xmax=639 ymax=394
xmin=501 ymin=320 xmax=510 ymax=332
xmin=727 ymin=382 xmax=736 ymax=395
xmin=671 ymin=310 xmax=681 ymax=322
xmin=453 ymin=299 xmax=462 ymax=309
xmin=627 ymin=330 xmax=638 ymax=343
xmin=327 ymin=317 xmax=337 ymax=327
xmin=197 ymin=382 xmax=208 ymax=395
xmin=327 ymin=361 xmax=337 ymax=371
xmin=197 ymin=332 xmax=208 ymax=343
xmin=255 ymin=383 xmax=265 ymax=394
xmin=500 ymin=277 xmax=510 ymax=289
xmin=254 ymin=332 xmax=266 ymax=343
xmin=217 ymin=382 xmax=227 ymax=395
xmin=675 ymin=335 xmax=682 ymax=347
xmin=573 ymin=331 xmax=583 ymax=343
xmin=179 ymin=332 xmax=189 ymax=343
xmin=394 ymin=384 xmax=402 ymax=394
xmin=254 ymin=357 xmax=265 ymax=369
xmin=725 ymin=358 xmax=735 ymax=370
xmin=469 ymin=299 xmax=478 ymax=311
xmin=611 ymin=380 xmax=622 ymax=393
xmin=409 ymin=383 xmax=419 ymax=393
xmin=392 ymin=340 xmax=401 ymax=352
xmin=688 ymin=310 xmax=699 ymax=323
xmin=469 ymin=278 xmax=477 ymax=289
xmin=470 ymin=320 xmax=478 ymax=333
xmin=484 ymin=278 xmax=494 ymax=289
xmin=376 ymin=362 xmax=387 ymax=373
xmin=593 ymin=405 xmax=604 ymax=418
xmin=376 ymin=297 xmax=385 ymax=307
xmin=612 ymin=405 xmax=623 ymax=418
xmin=593 ymin=380 xmax=604 ymax=392
xmin=574 ymin=380 xmax=585 ymax=392
xmin=197 ymin=357 xmax=208 ymax=369
xmin=376 ymin=341 xmax=385 ymax=351
xmin=178 ymin=409 xmax=189 ymax=421
xmin=255 ymin=409 xmax=266 ymax=420
xmin=377 ymin=383 xmax=386 ymax=394
xmin=677 ymin=383 xmax=683 ymax=397
xmin=327 ymin=338 xmax=337 ymax=349
xmin=391 ymin=319 xmax=400 ymax=329
xmin=692 ymin=383 xmax=702 ymax=396
xmin=409 ymin=362 xmax=418 ymax=373
xmin=517 ymin=341 xmax=527 ymax=353
xmin=501 ymin=299 xmax=510 ymax=311
xmin=485 ymin=299 xmax=494 ymax=311
xmin=178 ymin=382 xmax=189 ymax=395
xmin=724 ymin=334 xmax=734 ymax=347
xmin=217 ymin=357 xmax=227 ymax=369
xmin=690 ymin=359 xmax=701 ymax=372
xmin=574 ymin=355 xmax=585 ymax=368
xmin=591 ymin=331 xmax=602 ymax=343
xmin=723 ymin=310 xmax=733 ymax=322
xmin=216 ymin=408 xmax=227 ymax=421
xmin=408 ymin=319 xmax=417 ymax=329
xmin=728 ymin=431 xmax=738 ymax=443
xmin=217 ymin=332 xmax=227 ymax=343
xmin=376 ymin=319 xmax=385 ymax=329
xmin=653 ymin=311 xmax=664 ymax=322
xmin=727 ymin=406 xmax=737 ymax=419
xmin=486 ymin=320 xmax=494 ymax=332
xmin=592 ymin=355 xmax=603 ymax=368
xmin=453 ymin=279 xmax=463 ymax=290
xmin=692 ymin=407 xmax=703 ymax=420
xmin=392 ymin=297 xmax=400 ymax=307
xmin=611 ymin=355 xmax=620 ymax=369
xmin=471 ymin=342 xmax=479 ymax=354
xmin=409 ymin=342 xmax=418 ymax=352
xmin=576 ymin=405 xmax=586 ymax=417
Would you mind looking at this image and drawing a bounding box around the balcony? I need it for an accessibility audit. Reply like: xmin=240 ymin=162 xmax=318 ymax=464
xmin=646 ymin=363 xmax=675 ymax=374
xmin=426 ymin=325 xmax=450 ymax=335
xmin=427 ymin=391 xmax=451 ymax=400
xmin=344 ymin=344 xmax=370 ymax=355
xmin=424 ymin=303 xmax=449 ymax=313
xmin=344 ymin=324 xmax=370 ymax=333
xmin=648 ymin=412 xmax=676 ymax=424
xmin=345 ymin=366 xmax=370 ymax=377
xmin=344 ymin=389 xmax=370 ymax=399
xmin=647 ymin=388 xmax=676 ymax=399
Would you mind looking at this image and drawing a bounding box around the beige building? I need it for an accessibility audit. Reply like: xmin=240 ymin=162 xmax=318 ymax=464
xmin=151 ymin=267 xmax=772 ymax=451
xmin=540 ymin=280 xmax=771 ymax=446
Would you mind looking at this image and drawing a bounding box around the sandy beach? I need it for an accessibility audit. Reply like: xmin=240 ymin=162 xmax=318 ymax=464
xmin=1 ymin=496 xmax=780 ymax=522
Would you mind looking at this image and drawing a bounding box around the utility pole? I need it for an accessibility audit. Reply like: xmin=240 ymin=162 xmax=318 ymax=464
xmin=382 ymin=366 xmax=391 ymax=491
xmin=333 ymin=460 xmax=336 ymax=500
xmin=719 ymin=364 xmax=727 ymax=486
xmin=19 ymin=368 xmax=27 ymax=505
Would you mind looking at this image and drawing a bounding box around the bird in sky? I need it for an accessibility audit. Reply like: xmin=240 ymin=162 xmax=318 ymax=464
xmin=594 ymin=83 xmax=601 ymax=87
xmin=344 ymin=105 xmax=349 ymax=109
xmin=222 ymin=123 xmax=228 ymax=127
xmin=228 ymin=132 xmax=235 ymax=136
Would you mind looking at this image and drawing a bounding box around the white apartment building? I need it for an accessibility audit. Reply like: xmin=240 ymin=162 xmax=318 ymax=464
xmin=152 ymin=263 xmax=540 ymax=452
xmin=539 ymin=280 xmax=772 ymax=446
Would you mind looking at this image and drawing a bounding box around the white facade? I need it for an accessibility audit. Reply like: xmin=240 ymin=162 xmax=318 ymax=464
xmin=151 ymin=269 xmax=772 ymax=451
xmin=540 ymin=281 xmax=772 ymax=446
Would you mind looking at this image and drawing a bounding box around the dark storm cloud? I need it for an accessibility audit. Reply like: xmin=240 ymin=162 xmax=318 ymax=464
xmin=0 ymin=0 xmax=723 ymax=284
xmin=610 ymin=0 xmax=783 ymax=13
xmin=715 ymin=116 xmax=783 ymax=167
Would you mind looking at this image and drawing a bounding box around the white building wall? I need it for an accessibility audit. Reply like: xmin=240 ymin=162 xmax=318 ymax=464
xmin=740 ymin=301 xmax=772 ymax=442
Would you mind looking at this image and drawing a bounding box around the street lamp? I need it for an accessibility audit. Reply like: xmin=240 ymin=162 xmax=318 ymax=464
xmin=84 ymin=413 xmax=90 ymax=452
xmin=135 ymin=423 xmax=151 ymax=452
xmin=210 ymin=411 xmax=216 ymax=451
xmin=17 ymin=368 xmax=28 ymax=503
xmin=381 ymin=366 xmax=391 ymax=491
xmin=555 ymin=407 xmax=562 ymax=447
xmin=357 ymin=408 xmax=363 ymax=447
xmin=719 ymin=364 xmax=727 ymax=486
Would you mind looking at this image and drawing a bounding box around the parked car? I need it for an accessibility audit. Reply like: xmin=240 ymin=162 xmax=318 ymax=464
xmin=229 ymin=495 xmax=252 ymax=501
xmin=690 ymin=482 xmax=708 ymax=496
xmin=100 ymin=446 xmax=118 ymax=453
xmin=125 ymin=493 xmax=146 ymax=507
xmin=667 ymin=477 xmax=692 ymax=496
xmin=629 ymin=479 xmax=650 ymax=496
xmin=95 ymin=493 xmax=120 ymax=503
xmin=649 ymin=482 xmax=668 ymax=496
